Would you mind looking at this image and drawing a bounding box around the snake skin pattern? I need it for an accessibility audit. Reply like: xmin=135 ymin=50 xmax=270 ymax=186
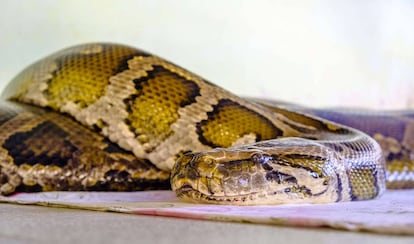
xmin=0 ymin=102 xmax=170 ymax=194
xmin=257 ymin=100 xmax=414 ymax=190
xmin=0 ymin=43 xmax=411 ymax=205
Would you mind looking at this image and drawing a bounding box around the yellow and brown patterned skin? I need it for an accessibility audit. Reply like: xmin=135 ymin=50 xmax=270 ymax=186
xmin=0 ymin=102 xmax=170 ymax=195
xmin=0 ymin=42 xmax=410 ymax=205
xmin=301 ymin=109 xmax=414 ymax=190
xmin=257 ymin=100 xmax=414 ymax=190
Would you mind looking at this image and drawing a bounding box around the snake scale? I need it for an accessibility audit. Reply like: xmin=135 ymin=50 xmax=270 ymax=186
xmin=0 ymin=43 xmax=413 ymax=205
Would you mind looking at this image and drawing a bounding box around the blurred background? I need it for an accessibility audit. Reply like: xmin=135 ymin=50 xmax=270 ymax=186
xmin=0 ymin=0 xmax=413 ymax=109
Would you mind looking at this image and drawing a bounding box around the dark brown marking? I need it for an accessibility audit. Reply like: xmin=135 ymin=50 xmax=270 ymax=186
xmin=265 ymin=171 xmax=297 ymax=184
xmin=124 ymin=65 xmax=201 ymax=152
xmin=272 ymin=155 xmax=324 ymax=175
xmin=3 ymin=121 xmax=78 ymax=167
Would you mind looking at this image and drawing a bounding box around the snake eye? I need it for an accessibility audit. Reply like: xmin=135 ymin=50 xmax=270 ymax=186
xmin=196 ymin=156 xmax=216 ymax=169
xmin=203 ymin=157 xmax=214 ymax=165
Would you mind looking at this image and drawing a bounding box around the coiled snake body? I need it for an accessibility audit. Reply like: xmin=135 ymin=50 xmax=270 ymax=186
xmin=0 ymin=43 xmax=412 ymax=205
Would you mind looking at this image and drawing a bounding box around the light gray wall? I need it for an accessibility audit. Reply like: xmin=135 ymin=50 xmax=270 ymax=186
xmin=1 ymin=0 xmax=413 ymax=109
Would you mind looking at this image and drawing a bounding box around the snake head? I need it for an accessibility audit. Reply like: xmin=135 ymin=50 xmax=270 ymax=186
xmin=171 ymin=138 xmax=341 ymax=205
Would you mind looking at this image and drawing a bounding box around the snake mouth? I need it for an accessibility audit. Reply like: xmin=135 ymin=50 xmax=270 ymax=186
xmin=174 ymin=184 xmax=202 ymax=203
xmin=175 ymin=184 xmax=332 ymax=205
xmin=173 ymin=173 xmax=334 ymax=205
xmin=175 ymin=185 xmax=262 ymax=205
xmin=175 ymin=184 xmax=194 ymax=194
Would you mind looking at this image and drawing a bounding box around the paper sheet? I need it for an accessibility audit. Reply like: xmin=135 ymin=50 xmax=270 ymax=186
xmin=1 ymin=189 xmax=413 ymax=235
